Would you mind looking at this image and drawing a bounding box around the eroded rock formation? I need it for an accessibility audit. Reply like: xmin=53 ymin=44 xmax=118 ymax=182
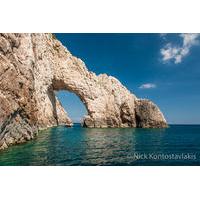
xmin=0 ymin=33 xmax=167 ymax=150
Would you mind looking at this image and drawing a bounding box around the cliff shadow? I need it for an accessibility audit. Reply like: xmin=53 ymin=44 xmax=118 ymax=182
xmin=47 ymin=87 xmax=59 ymax=125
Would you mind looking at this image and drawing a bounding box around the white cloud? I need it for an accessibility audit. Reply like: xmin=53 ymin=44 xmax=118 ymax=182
xmin=139 ymin=83 xmax=156 ymax=89
xmin=160 ymin=33 xmax=200 ymax=64
xmin=181 ymin=33 xmax=200 ymax=46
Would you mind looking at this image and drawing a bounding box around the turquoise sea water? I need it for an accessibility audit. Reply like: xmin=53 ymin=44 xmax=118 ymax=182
xmin=0 ymin=124 xmax=200 ymax=166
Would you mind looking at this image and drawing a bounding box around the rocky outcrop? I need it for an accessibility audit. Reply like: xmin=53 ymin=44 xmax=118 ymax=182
xmin=0 ymin=33 xmax=167 ymax=150
xmin=0 ymin=108 xmax=37 ymax=149
xmin=135 ymin=99 xmax=168 ymax=128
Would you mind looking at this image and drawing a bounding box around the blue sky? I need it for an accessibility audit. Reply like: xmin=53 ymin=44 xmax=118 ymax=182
xmin=55 ymin=33 xmax=200 ymax=124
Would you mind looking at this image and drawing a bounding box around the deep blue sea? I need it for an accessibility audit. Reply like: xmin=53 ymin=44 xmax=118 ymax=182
xmin=0 ymin=124 xmax=200 ymax=166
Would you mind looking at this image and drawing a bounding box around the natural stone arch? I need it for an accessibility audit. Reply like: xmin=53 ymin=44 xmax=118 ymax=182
xmin=53 ymin=37 xmax=167 ymax=129
xmin=29 ymin=33 xmax=167 ymax=129
xmin=51 ymin=58 xmax=138 ymax=128
xmin=0 ymin=33 xmax=167 ymax=150
xmin=31 ymin=33 xmax=140 ymax=128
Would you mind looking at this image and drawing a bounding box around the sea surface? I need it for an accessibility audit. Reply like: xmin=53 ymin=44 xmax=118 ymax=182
xmin=0 ymin=124 xmax=200 ymax=166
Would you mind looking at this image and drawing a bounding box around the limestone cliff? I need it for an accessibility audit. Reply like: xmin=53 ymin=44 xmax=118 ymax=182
xmin=0 ymin=33 xmax=167 ymax=150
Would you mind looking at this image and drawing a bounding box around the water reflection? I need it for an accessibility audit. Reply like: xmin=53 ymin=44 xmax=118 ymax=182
xmin=82 ymin=128 xmax=136 ymax=165
xmin=1 ymin=125 xmax=199 ymax=166
xmin=28 ymin=127 xmax=64 ymax=165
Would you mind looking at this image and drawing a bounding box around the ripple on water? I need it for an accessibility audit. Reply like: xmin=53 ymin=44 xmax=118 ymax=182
xmin=0 ymin=125 xmax=200 ymax=166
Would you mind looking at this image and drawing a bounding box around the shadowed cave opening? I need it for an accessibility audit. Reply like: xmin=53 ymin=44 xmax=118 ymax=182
xmin=55 ymin=90 xmax=87 ymax=124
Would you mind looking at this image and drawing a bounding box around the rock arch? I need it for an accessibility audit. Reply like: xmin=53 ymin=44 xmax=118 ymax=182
xmin=0 ymin=33 xmax=167 ymax=150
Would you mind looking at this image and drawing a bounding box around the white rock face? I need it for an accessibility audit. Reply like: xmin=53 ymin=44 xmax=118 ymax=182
xmin=0 ymin=33 xmax=167 ymax=150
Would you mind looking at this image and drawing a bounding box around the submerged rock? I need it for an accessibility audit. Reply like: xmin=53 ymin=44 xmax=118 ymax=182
xmin=0 ymin=33 xmax=167 ymax=150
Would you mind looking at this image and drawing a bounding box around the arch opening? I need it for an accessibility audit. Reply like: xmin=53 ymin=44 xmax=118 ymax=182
xmin=55 ymin=90 xmax=88 ymax=125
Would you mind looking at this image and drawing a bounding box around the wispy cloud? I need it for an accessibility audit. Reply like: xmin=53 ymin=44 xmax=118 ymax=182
xmin=139 ymin=83 xmax=156 ymax=89
xmin=160 ymin=33 xmax=200 ymax=64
